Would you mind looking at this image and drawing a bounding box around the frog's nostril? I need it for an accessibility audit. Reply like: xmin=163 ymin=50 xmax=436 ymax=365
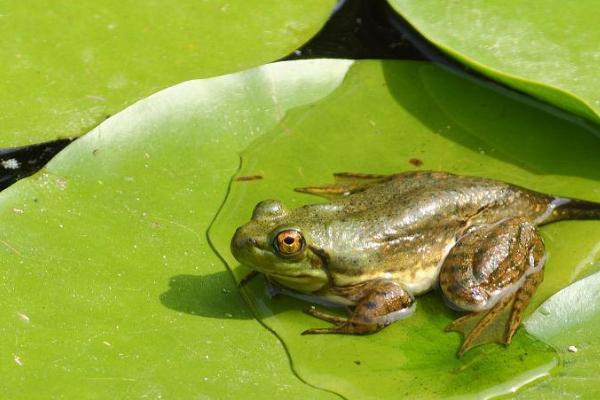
xmin=248 ymin=238 xmax=257 ymax=246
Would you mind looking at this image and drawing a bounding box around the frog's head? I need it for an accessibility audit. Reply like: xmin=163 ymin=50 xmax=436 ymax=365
xmin=231 ymin=200 xmax=329 ymax=292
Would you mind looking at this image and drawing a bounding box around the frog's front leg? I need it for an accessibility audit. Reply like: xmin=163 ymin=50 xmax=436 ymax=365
xmin=439 ymin=217 xmax=546 ymax=357
xmin=301 ymin=280 xmax=415 ymax=335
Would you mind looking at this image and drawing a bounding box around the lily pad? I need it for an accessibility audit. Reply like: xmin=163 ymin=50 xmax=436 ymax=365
xmin=519 ymin=267 xmax=600 ymax=398
xmin=210 ymin=61 xmax=600 ymax=398
xmin=2 ymin=59 xmax=599 ymax=398
xmin=387 ymin=0 xmax=600 ymax=123
xmin=0 ymin=60 xmax=350 ymax=399
xmin=0 ymin=0 xmax=335 ymax=147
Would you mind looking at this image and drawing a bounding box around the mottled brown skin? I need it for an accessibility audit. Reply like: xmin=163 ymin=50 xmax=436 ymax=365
xmin=302 ymin=280 xmax=415 ymax=335
xmin=440 ymin=217 xmax=546 ymax=356
xmin=231 ymin=171 xmax=600 ymax=356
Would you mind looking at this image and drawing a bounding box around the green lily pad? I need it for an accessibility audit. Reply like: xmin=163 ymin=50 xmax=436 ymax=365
xmin=210 ymin=61 xmax=600 ymax=398
xmin=519 ymin=267 xmax=600 ymax=398
xmin=0 ymin=0 xmax=335 ymax=147
xmin=387 ymin=0 xmax=600 ymax=123
xmin=0 ymin=60 xmax=351 ymax=399
xmin=2 ymin=59 xmax=599 ymax=398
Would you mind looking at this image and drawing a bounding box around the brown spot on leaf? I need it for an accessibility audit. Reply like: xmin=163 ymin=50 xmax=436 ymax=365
xmin=234 ymin=175 xmax=263 ymax=182
xmin=409 ymin=158 xmax=423 ymax=167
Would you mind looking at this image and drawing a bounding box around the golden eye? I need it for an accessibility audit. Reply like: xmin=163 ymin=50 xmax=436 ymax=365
xmin=274 ymin=229 xmax=304 ymax=256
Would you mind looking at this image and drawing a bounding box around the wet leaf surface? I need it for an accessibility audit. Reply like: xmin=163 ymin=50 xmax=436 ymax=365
xmin=0 ymin=60 xmax=350 ymax=399
xmin=388 ymin=0 xmax=600 ymax=123
xmin=0 ymin=0 xmax=334 ymax=147
xmin=1 ymin=59 xmax=599 ymax=398
xmin=520 ymin=266 xmax=600 ymax=398
xmin=210 ymin=61 xmax=600 ymax=399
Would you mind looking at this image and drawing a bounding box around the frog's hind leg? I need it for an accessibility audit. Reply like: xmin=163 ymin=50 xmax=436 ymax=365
xmin=301 ymin=279 xmax=415 ymax=335
xmin=295 ymin=173 xmax=394 ymax=200
xmin=439 ymin=217 xmax=546 ymax=357
xmin=445 ymin=270 xmax=543 ymax=357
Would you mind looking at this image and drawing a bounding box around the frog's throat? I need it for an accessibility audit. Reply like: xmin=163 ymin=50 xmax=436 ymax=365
xmin=269 ymin=273 xmax=328 ymax=293
xmin=257 ymin=245 xmax=333 ymax=294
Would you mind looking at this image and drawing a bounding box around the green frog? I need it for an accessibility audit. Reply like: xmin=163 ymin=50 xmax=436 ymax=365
xmin=230 ymin=171 xmax=600 ymax=356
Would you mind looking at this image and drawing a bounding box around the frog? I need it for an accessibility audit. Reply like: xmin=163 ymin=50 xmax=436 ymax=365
xmin=230 ymin=171 xmax=600 ymax=356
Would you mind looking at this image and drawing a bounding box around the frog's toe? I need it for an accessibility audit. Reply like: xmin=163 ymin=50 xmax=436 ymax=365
xmin=303 ymin=307 xmax=348 ymax=325
xmin=301 ymin=322 xmax=379 ymax=335
xmin=301 ymin=306 xmax=385 ymax=335
xmin=301 ymin=326 xmax=344 ymax=335
xmin=295 ymin=173 xmax=394 ymax=200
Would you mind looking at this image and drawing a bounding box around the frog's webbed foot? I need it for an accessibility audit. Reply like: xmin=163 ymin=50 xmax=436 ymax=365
xmin=301 ymin=279 xmax=415 ymax=335
xmin=295 ymin=173 xmax=394 ymax=200
xmin=440 ymin=217 xmax=546 ymax=357
xmin=445 ymin=270 xmax=543 ymax=357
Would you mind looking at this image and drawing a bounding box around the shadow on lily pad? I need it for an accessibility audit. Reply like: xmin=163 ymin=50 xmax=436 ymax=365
xmin=382 ymin=62 xmax=600 ymax=182
xmin=160 ymin=270 xmax=306 ymax=320
xmin=160 ymin=272 xmax=256 ymax=320
xmin=160 ymin=269 xmax=356 ymax=322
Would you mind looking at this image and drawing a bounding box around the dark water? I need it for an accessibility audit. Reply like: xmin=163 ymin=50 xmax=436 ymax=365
xmin=283 ymin=0 xmax=427 ymax=61
xmin=0 ymin=139 xmax=73 ymax=190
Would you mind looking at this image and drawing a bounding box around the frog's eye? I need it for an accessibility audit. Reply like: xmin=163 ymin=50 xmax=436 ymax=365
xmin=274 ymin=229 xmax=305 ymax=257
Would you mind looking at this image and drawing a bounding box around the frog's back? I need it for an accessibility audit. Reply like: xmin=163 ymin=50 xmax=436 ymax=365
xmin=321 ymin=171 xmax=554 ymax=293
xmin=339 ymin=171 xmax=553 ymax=224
